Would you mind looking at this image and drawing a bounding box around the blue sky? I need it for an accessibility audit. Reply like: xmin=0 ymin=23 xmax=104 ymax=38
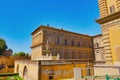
xmin=0 ymin=0 xmax=101 ymax=53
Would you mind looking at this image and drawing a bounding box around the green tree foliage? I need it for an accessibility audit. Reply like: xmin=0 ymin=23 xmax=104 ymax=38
xmin=0 ymin=38 xmax=8 ymax=55
xmin=18 ymin=52 xmax=25 ymax=56
xmin=25 ymin=53 xmax=29 ymax=56
xmin=13 ymin=52 xmax=29 ymax=57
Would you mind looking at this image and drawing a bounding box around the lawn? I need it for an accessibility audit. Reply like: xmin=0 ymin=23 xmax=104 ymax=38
xmin=0 ymin=73 xmax=23 ymax=80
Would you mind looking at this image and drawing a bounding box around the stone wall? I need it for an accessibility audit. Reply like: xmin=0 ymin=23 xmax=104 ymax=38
xmin=14 ymin=60 xmax=39 ymax=80
xmin=15 ymin=60 xmax=94 ymax=80
xmin=94 ymin=65 xmax=120 ymax=76
xmin=0 ymin=56 xmax=30 ymax=73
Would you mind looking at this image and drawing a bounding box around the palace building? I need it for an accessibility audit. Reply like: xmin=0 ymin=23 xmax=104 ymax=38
xmin=14 ymin=25 xmax=95 ymax=80
xmin=31 ymin=25 xmax=94 ymax=60
xmin=96 ymin=0 xmax=120 ymax=64
xmin=14 ymin=0 xmax=120 ymax=79
xmin=94 ymin=0 xmax=120 ymax=76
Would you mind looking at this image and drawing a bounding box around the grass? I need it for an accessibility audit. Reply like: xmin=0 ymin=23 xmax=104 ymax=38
xmin=6 ymin=75 xmax=23 ymax=80
xmin=0 ymin=73 xmax=23 ymax=80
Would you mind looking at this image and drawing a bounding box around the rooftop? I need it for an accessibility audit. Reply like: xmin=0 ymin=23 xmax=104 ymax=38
xmin=31 ymin=25 xmax=92 ymax=37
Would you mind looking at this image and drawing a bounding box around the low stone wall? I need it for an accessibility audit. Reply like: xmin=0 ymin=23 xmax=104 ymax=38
xmin=14 ymin=60 xmax=39 ymax=80
xmin=0 ymin=56 xmax=30 ymax=73
xmin=94 ymin=65 xmax=120 ymax=76
xmin=15 ymin=60 xmax=93 ymax=80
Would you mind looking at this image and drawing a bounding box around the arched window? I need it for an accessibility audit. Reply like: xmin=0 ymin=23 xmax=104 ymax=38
xmin=95 ymin=43 xmax=99 ymax=48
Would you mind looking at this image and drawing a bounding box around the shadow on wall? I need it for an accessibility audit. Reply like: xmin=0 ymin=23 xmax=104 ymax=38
xmin=0 ymin=64 xmax=5 ymax=70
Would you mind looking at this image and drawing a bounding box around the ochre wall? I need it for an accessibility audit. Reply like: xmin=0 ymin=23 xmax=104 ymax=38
xmin=108 ymin=25 xmax=120 ymax=63
xmin=41 ymin=63 xmax=92 ymax=80
xmin=15 ymin=60 xmax=93 ymax=80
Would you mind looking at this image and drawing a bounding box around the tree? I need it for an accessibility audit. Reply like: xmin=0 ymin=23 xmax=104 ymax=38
xmin=25 ymin=53 xmax=29 ymax=56
xmin=3 ymin=48 xmax=13 ymax=56
xmin=13 ymin=52 xmax=26 ymax=56
xmin=18 ymin=52 xmax=25 ymax=56
xmin=13 ymin=52 xmax=18 ymax=56
xmin=0 ymin=38 xmax=8 ymax=55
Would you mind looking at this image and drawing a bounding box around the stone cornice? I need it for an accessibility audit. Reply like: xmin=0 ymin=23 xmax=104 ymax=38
xmin=31 ymin=43 xmax=43 ymax=48
xmin=31 ymin=25 xmax=92 ymax=38
xmin=96 ymin=11 xmax=120 ymax=24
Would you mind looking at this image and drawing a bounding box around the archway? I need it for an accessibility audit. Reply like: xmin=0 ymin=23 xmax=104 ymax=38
xmin=23 ymin=66 xmax=28 ymax=80
xmin=16 ymin=64 xmax=19 ymax=73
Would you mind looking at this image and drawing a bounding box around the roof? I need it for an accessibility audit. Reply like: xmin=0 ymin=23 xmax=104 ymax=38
xmin=92 ymin=34 xmax=102 ymax=38
xmin=31 ymin=25 xmax=92 ymax=37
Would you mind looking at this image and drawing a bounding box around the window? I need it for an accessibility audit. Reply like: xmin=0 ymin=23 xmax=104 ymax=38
xmin=96 ymin=43 xmax=99 ymax=47
xmin=78 ymin=42 xmax=80 ymax=46
xmin=57 ymin=38 xmax=60 ymax=44
xmin=94 ymin=43 xmax=99 ymax=48
xmin=64 ymin=39 xmax=67 ymax=45
xmin=110 ymin=5 xmax=115 ymax=14
xmin=72 ymin=52 xmax=75 ymax=59
xmin=71 ymin=40 xmax=74 ymax=46
xmin=64 ymin=51 xmax=67 ymax=59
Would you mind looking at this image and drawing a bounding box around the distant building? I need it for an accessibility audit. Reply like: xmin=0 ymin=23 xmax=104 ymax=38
xmin=93 ymin=34 xmax=105 ymax=64
xmin=31 ymin=26 xmax=94 ymax=60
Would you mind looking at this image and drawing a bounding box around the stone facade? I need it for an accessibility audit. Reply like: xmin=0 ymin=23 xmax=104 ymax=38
xmin=93 ymin=34 xmax=105 ymax=64
xmin=31 ymin=26 xmax=94 ymax=60
xmin=94 ymin=0 xmax=120 ymax=77
xmin=97 ymin=0 xmax=120 ymax=64
xmin=98 ymin=0 xmax=120 ymax=18
xmin=94 ymin=65 xmax=120 ymax=76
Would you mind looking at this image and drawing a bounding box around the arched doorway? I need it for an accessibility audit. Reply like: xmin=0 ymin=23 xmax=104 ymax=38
xmin=16 ymin=64 xmax=19 ymax=73
xmin=23 ymin=66 xmax=28 ymax=80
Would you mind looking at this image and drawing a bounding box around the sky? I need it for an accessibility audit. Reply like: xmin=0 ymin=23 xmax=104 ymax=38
xmin=0 ymin=0 xmax=101 ymax=53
